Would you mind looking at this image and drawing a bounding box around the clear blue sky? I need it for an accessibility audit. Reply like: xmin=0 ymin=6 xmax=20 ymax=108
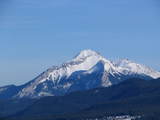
xmin=0 ymin=0 xmax=160 ymax=86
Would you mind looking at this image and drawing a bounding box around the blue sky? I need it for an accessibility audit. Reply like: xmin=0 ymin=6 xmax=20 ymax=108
xmin=0 ymin=0 xmax=160 ymax=86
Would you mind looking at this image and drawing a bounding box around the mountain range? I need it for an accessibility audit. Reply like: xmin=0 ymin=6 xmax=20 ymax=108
xmin=0 ymin=49 xmax=160 ymax=99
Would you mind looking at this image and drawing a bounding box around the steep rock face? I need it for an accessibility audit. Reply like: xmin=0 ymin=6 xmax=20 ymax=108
xmin=1 ymin=49 xmax=160 ymax=99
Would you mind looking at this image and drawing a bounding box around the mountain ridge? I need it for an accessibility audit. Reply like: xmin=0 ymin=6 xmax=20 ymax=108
xmin=0 ymin=49 xmax=160 ymax=99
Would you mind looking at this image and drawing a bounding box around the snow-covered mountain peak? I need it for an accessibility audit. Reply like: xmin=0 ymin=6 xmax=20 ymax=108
xmin=5 ymin=49 xmax=160 ymax=99
xmin=36 ymin=51 xmax=160 ymax=86
xmin=114 ymin=59 xmax=160 ymax=79
xmin=35 ymin=50 xmax=105 ymax=85
xmin=72 ymin=49 xmax=101 ymax=61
